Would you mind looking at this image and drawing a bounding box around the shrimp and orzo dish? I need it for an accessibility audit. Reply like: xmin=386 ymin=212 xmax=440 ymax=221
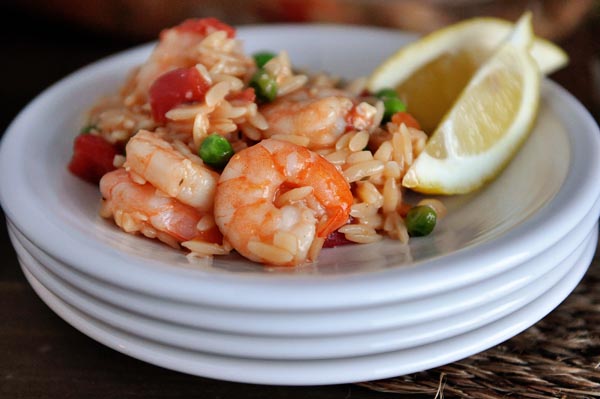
xmin=68 ymin=18 xmax=445 ymax=267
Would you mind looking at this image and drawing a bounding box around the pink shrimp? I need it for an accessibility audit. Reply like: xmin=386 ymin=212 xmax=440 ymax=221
xmin=214 ymin=139 xmax=352 ymax=266
xmin=124 ymin=130 xmax=219 ymax=212
xmin=259 ymin=88 xmax=380 ymax=149
xmin=99 ymin=169 xmax=221 ymax=247
xmin=122 ymin=18 xmax=243 ymax=105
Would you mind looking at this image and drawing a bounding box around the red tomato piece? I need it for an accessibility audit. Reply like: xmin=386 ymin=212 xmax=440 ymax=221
xmin=174 ymin=18 xmax=236 ymax=38
xmin=391 ymin=112 xmax=421 ymax=130
xmin=193 ymin=225 xmax=224 ymax=246
xmin=399 ymin=202 xmax=412 ymax=218
xmin=68 ymin=135 xmax=119 ymax=184
xmin=226 ymin=87 xmax=256 ymax=103
xmin=323 ymin=230 xmax=354 ymax=248
xmin=323 ymin=216 xmax=356 ymax=248
xmin=149 ymin=67 xmax=210 ymax=123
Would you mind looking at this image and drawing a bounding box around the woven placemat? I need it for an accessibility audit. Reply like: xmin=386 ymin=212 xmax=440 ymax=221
xmin=359 ymin=256 xmax=600 ymax=398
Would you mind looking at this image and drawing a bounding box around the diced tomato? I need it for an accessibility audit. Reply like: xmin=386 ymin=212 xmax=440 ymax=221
xmin=193 ymin=225 xmax=224 ymax=245
xmin=323 ymin=230 xmax=354 ymax=248
xmin=149 ymin=67 xmax=210 ymax=123
xmin=399 ymin=202 xmax=412 ymax=218
xmin=323 ymin=216 xmax=356 ymax=248
xmin=173 ymin=18 xmax=236 ymax=38
xmin=226 ymin=87 xmax=256 ymax=103
xmin=68 ymin=134 xmax=119 ymax=184
xmin=391 ymin=112 xmax=421 ymax=130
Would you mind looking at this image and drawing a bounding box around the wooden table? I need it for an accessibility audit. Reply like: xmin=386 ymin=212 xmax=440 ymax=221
xmin=1 ymin=4 xmax=598 ymax=398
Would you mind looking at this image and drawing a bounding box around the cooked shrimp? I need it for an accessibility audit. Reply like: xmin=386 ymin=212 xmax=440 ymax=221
xmin=122 ymin=18 xmax=250 ymax=105
xmin=259 ymin=88 xmax=380 ymax=150
xmin=123 ymin=29 xmax=208 ymax=105
xmin=214 ymin=139 xmax=352 ymax=266
xmin=99 ymin=169 xmax=221 ymax=247
xmin=124 ymin=130 xmax=219 ymax=211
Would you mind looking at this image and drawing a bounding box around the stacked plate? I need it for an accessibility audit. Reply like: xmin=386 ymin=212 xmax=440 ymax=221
xmin=2 ymin=26 xmax=600 ymax=385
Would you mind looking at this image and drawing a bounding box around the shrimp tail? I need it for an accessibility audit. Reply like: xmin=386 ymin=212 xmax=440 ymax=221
xmin=317 ymin=208 xmax=350 ymax=238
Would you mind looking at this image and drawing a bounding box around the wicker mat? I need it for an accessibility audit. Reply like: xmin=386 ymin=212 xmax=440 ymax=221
xmin=359 ymin=258 xmax=600 ymax=398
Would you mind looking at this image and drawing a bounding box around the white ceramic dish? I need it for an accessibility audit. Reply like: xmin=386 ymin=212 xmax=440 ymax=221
xmin=12 ymin=223 xmax=596 ymax=360
xmin=1 ymin=25 xmax=599 ymax=312
xmin=8 ymin=211 xmax=597 ymax=338
xmin=18 ymin=227 xmax=596 ymax=384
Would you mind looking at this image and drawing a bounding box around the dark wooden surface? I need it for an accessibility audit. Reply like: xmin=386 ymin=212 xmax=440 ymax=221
xmin=1 ymin=4 xmax=598 ymax=398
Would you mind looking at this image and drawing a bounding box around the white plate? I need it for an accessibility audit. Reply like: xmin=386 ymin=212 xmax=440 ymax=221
xmin=18 ymin=227 xmax=596 ymax=384
xmin=1 ymin=25 xmax=600 ymax=311
xmin=12 ymin=223 xmax=596 ymax=360
xmin=8 ymin=211 xmax=597 ymax=338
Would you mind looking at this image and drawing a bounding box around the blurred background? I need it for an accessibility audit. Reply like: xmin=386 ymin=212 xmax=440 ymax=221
xmin=1 ymin=0 xmax=599 ymax=135
xmin=6 ymin=0 xmax=598 ymax=40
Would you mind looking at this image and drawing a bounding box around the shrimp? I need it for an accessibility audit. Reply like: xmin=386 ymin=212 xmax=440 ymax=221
xmin=99 ymin=169 xmax=221 ymax=247
xmin=123 ymin=28 xmax=208 ymax=105
xmin=259 ymin=88 xmax=380 ymax=150
xmin=124 ymin=130 xmax=219 ymax=212
xmin=214 ymin=139 xmax=352 ymax=266
xmin=122 ymin=18 xmax=249 ymax=105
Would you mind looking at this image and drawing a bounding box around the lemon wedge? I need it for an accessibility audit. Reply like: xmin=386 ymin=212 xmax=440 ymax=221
xmin=367 ymin=16 xmax=567 ymax=133
xmin=401 ymin=13 xmax=541 ymax=195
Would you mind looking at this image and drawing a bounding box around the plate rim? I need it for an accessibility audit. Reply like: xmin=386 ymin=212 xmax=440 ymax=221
xmin=7 ymin=209 xmax=595 ymax=329
xmin=18 ymin=227 xmax=596 ymax=384
xmin=13 ymin=223 xmax=595 ymax=359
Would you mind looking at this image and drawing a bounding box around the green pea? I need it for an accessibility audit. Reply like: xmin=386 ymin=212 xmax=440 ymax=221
xmin=198 ymin=134 xmax=234 ymax=168
xmin=375 ymin=88 xmax=399 ymax=100
xmin=250 ymin=69 xmax=278 ymax=103
xmin=80 ymin=124 xmax=97 ymax=134
xmin=382 ymin=97 xmax=407 ymax=122
xmin=405 ymin=205 xmax=437 ymax=237
xmin=375 ymin=87 xmax=407 ymax=122
xmin=253 ymin=52 xmax=276 ymax=68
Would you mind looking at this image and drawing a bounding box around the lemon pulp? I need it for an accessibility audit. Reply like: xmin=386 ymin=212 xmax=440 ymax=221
xmin=425 ymin=53 xmax=523 ymax=159
xmin=368 ymin=16 xmax=568 ymax=135
xmin=397 ymin=48 xmax=486 ymax=133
